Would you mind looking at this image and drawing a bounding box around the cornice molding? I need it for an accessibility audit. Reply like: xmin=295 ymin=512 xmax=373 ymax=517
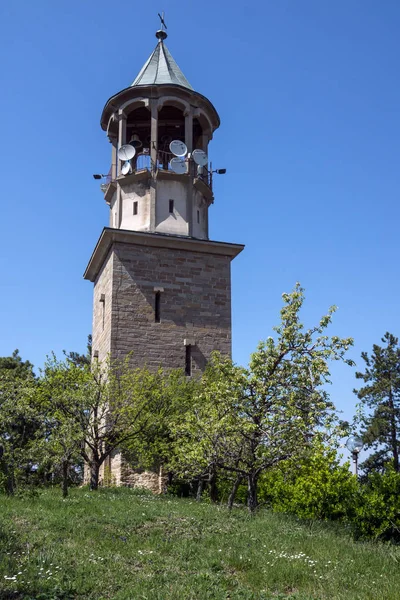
xmin=84 ymin=228 xmax=244 ymax=282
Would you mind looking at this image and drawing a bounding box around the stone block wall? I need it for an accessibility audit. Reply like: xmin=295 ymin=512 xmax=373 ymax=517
xmin=93 ymin=240 xmax=232 ymax=374
xmin=89 ymin=233 xmax=238 ymax=491
xmin=92 ymin=249 xmax=114 ymax=364
xmin=95 ymin=454 xmax=167 ymax=494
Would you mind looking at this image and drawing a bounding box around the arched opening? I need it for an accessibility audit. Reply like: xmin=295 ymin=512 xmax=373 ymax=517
xmin=126 ymin=106 xmax=151 ymax=171
xmin=193 ymin=118 xmax=204 ymax=150
xmin=157 ymin=105 xmax=185 ymax=170
xmin=192 ymin=116 xmax=211 ymax=188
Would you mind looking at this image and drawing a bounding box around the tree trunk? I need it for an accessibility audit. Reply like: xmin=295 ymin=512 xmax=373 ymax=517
xmin=388 ymin=390 xmax=399 ymax=472
xmin=90 ymin=462 xmax=100 ymax=491
xmin=209 ymin=469 xmax=218 ymax=503
xmin=227 ymin=474 xmax=243 ymax=510
xmin=3 ymin=462 xmax=15 ymax=496
xmin=62 ymin=460 xmax=69 ymax=498
xmin=6 ymin=473 xmax=14 ymax=496
xmin=247 ymin=473 xmax=258 ymax=514
xmin=196 ymin=479 xmax=204 ymax=502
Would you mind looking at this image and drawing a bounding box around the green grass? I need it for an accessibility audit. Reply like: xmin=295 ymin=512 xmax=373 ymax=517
xmin=0 ymin=488 xmax=399 ymax=600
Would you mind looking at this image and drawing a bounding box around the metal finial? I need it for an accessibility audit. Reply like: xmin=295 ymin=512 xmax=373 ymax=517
xmin=156 ymin=29 xmax=168 ymax=41
xmin=156 ymin=12 xmax=168 ymax=40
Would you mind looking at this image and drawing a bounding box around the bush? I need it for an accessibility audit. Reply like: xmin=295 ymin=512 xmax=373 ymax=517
xmin=352 ymin=465 xmax=400 ymax=541
xmin=259 ymin=448 xmax=357 ymax=521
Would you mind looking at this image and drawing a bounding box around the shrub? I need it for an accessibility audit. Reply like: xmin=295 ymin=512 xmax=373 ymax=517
xmin=259 ymin=447 xmax=357 ymax=521
xmin=352 ymin=465 xmax=400 ymax=541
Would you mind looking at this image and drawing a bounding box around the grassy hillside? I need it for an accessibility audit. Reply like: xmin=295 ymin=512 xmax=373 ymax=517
xmin=0 ymin=488 xmax=399 ymax=600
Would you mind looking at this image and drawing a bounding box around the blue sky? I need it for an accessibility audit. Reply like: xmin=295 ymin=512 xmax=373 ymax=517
xmin=1 ymin=1 xmax=399 ymax=444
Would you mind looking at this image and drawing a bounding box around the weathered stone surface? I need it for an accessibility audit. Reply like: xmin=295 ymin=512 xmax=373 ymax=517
xmin=120 ymin=464 xmax=168 ymax=494
xmin=92 ymin=249 xmax=114 ymax=362
xmin=93 ymin=455 xmax=167 ymax=494
xmin=92 ymin=240 xmax=232 ymax=373
xmin=89 ymin=237 xmax=234 ymax=492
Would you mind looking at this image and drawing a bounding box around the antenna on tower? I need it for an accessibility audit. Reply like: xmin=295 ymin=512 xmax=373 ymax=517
xmin=168 ymin=140 xmax=188 ymax=174
xmin=121 ymin=161 xmax=133 ymax=176
xmin=117 ymin=145 xmax=136 ymax=162
xmin=169 ymin=140 xmax=188 ymax=157
xmin=170 ymin=157 xmax=187 ymax=174
xmin=192 ymin=149 xmax=208 ymax=167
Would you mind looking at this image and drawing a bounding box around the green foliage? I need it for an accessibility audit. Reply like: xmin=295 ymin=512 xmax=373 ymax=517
xmin=0 ymin=350 xmax=35 ymax=378
xmin=258 ymin=446 xmax=357 ymax=521
xmin=39 ymin=354 xmax=173 ymax=491
xmin=122 ymin=369 xmax=199 ymax=472
xmin=354 ymin=332 xmax=400 ymax=474
xmin=352 ymin=465 xmax=400 ymax=541
xmin=255 ymin=446 xmax=400 ymax=543
xmin=63 ymin=334 xmax=92 ymax=368
xmin=172 ymin=283 xmax=354 ymax=511
xmin=0 ymin=350 xmax=39 ymax=494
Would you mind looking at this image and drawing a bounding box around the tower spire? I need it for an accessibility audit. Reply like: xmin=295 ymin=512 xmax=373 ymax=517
xmin=131 ymin=16 xmax=192 ymax=89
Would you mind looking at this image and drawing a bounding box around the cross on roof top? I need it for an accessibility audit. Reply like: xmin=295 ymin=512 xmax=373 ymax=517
xmin=158 ymin=12 xmax=167 ymax=31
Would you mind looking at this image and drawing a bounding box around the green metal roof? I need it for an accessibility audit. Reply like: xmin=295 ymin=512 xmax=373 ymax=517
xmin=131 ymin=31 xmax=193 ymax=91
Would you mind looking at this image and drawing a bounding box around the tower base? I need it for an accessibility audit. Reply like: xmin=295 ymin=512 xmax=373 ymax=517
xmin=84 ymin=228 xmax=244 ymax=488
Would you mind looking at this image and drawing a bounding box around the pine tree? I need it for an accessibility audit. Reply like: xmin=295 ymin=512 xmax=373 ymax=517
xmin=355 ymin=332 xmax=400 ymax=473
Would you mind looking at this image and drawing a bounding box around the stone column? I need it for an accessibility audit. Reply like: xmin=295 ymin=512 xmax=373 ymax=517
xmin=110 ymin=136 xmax=117 ymax=181
xmin=150 ymin=99 xmax=159 ymax=230
xmin=116 ymin=110 xmax=127 ymax=228
xmin=184 ymin=108 xmax=193 ymax=153
xmin=185 ymin=108 xmax=194 ymax=236
xmin=117 ymin=110 xmax=127 ymax=176
xmin=205 ymin=200 xmax=210 ymax=240
xmin=150 ymin=99 xmax=158 ymax=173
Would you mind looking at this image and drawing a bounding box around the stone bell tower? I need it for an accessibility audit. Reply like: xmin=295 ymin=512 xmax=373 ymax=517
xmin=84 ymin=25 xmax=244 ymax=382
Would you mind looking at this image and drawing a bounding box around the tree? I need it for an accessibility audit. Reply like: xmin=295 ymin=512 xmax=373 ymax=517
xmin=0 ymin=351 xmax=38 ymax=494
xmin=354 ymin=332 xmax=400 ymax=473
xmin=63 ymin=335 xmax=92 ymax=368
xmin=121 ymin=369 xmax=199 ymax=485
xmin=0 ymin=350 xmax=34 ymax=378
xmin=173 ymin=284 xmax=354 ymax=512
xmin=31 ymin=391 xmax=83 ymax=498
xmin=40 ymin=355 xmax=172 ymax=491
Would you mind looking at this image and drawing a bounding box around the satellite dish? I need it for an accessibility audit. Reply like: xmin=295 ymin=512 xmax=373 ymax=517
xmin=121 ymin=161 xmax=132 ymax=175
xmin=170 ymin=140 xmax=187 ymax=157
xmin=170 ymin=157 xmax=187 ymax=174
xmin=192 ymin=149 xmax=208 ymax=167
xmin=118 ymin=144 xmax=136 ymax=161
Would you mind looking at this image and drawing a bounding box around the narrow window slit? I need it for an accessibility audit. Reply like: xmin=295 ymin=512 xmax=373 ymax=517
xmin=100 ymin=293 xmax=105 ymax=331
xmin=155 ymin=291 xmax=161 ymax=323
xmin=169 ymin=199 xmax=174 ymax=213
xmin=133 ymin=201 xmax=138 ymax=215
xmin=185 ymin=345 xmax=192 ymax=376
xmin=197 ymin=209 xmax=200 ymax=224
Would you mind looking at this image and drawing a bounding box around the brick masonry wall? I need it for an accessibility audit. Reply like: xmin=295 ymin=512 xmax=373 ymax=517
xmin=105 ymin=241 xmax=233 ymax=373
xmin=90 ymin=238 xmax=233 ymax=489
xmin=92 ymin=249 xmax=114 ymax=364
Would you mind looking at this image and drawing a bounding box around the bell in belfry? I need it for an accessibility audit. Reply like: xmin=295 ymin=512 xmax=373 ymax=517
xmin=129 ymin=133 xmax=142 ymax=149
